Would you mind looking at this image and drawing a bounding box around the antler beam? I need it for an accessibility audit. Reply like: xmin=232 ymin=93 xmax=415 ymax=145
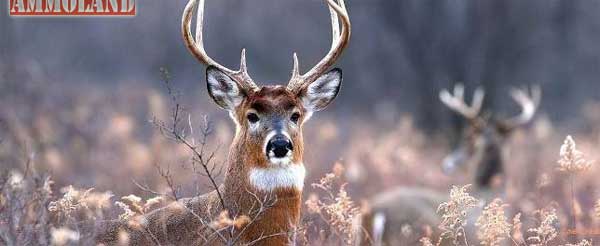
xmin=182 ymin=0 xmax=258 ymax=92
xmin=439 ymin=84 xmax=485 ymax=120
xmin=287 ymin=0 xmax=351 ymax=93
xmin=499 ymin=85 xmax=541 ymax=129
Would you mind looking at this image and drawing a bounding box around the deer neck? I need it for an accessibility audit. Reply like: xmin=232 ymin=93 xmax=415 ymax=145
xmin=221 ymin=136 xmax=305 ymax=212
xmin=467 ymin=143 xmax=506 ymax=204
xmin=213 ymin=137 xmax=305 ymax=242
xmin=469 ymin=142 xmax=505 ymax=189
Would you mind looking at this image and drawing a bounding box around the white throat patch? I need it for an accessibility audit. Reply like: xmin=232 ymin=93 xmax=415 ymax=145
xmin=248 ymin=164 xmax=306 ymax=192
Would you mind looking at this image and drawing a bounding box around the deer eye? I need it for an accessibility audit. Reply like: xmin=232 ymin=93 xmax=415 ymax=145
xmin=247 ymin=113 xmax=259 ymax=123
xmin=290 ymin=112 xmax=300 ymax=124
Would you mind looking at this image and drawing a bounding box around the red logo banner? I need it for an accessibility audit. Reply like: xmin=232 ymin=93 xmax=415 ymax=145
xmin=9 ymin=0 xmax=136 ymax=16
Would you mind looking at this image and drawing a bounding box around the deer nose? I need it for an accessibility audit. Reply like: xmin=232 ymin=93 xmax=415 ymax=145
xmin=266 ymin=134 xmax=293 ymax=158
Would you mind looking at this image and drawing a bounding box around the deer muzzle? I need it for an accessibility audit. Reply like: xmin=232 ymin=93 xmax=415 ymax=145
xmin=266 ymin=134 xmax=293 ymax=160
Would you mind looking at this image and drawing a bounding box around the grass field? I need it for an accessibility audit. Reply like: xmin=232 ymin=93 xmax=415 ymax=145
xmin=1 ymin=78 xmax=600 ymax=245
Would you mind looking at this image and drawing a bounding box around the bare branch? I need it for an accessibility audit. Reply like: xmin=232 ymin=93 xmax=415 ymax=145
xmin=153 ymin=67 xmax=226 ymax=211
xmin=131 ymin=179 xmax=175 ymax=201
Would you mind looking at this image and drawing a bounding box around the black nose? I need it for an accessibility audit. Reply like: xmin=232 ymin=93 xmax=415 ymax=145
xmin=266 ymin=135 xmax=293 ymax=158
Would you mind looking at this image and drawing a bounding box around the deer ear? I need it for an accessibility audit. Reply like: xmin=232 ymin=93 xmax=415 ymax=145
xmin=300 ymin=68 xmax=342 ymax=113
xmin=206 ymin=66 xmax=246 ymax=110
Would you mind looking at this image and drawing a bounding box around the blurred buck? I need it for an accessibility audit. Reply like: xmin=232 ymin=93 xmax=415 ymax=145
xmin=356 ymin=84 xmax=541 ymax=245
xmin=96 ymin=0 xmax=350 ymax=245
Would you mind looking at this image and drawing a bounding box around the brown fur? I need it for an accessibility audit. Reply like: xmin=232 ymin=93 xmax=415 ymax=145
xmin=96 ymin=86 xmax=310 ymax=245
xmin=355 ymin=86 xmax=538 ymax=245
xmin=356 ymin=188 xmax=500 ymax=246
xmin=236 ymin=86 xmax=307 ymax=166
xmin=356 ymin=119 xmax=510 ymax=246
xmin=357 ymin=188 xmax=446 ymax=246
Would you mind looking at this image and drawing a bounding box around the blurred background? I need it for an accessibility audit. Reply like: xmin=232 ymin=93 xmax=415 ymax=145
xmin=3 ymin=0 xmax=600 ymax=127
xmin=2 ymin=0 xmax=600 ymax=244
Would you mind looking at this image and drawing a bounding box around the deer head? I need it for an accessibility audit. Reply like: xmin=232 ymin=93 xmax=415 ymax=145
xmin=182 ymin=0 xmax=350 ymax=190
xmin=439 ymin=84 xmax=541 ymax=189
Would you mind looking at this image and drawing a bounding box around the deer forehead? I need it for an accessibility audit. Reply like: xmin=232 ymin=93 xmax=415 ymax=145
xmin=244 ymin=86 xmax=302 ymax=113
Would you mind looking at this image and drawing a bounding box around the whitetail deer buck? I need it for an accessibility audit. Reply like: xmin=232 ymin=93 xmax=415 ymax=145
xmin=356 ymin=84 xmax=541 ymax=246
xmin=96 ymin=0 xmax=350 ymax=245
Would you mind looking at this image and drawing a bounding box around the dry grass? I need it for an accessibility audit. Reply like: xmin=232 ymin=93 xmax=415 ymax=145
xmin=436 ymin=185 xmax=479 ymax=245
xmin=527 ymin=206 xmax=559 ymax=246
xmin=303 ymin=162 xmax=361 ymax=245
xmin=2 ymin=79 xmax=600 ymax=245
xmin=557 ymin=135 xmax=593 ymax=173
xmin=475 ymin=198 xmax=511 ymax=246
xmin=562 ymin=239 xmax=593 ymax=246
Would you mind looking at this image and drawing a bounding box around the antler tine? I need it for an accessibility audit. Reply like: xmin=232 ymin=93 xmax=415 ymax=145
xmin=287 ymin=0 xmax=351 ymax=93
xmin=182 ymin=0 xmax=258 ymax=92
xmin=439 ymin=84 xmax=485 ymax=120
xmin=290 ymin=53 xmax=300 ymax=81
xmin=501 ymin=85 xmax=541 ymax=128
xmin=472 ymin=87 xmax=485 ymax=115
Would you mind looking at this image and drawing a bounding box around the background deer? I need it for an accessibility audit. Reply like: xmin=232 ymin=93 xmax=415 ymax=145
xmin=96 ymin=0 xmax=350 ymax=244
xmin=356 ymin=84 xmax=541 ymax=246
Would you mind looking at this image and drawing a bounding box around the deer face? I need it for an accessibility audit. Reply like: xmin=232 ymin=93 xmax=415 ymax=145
xmin=442 ymin=117 xmax=509 ymax=187
xmin=439 ymin=84 xmax=540 ymax=188
xmin=206 ymin=66 xmax=342 ymax=167
xmin=182 ymin=0 xmax=349 ymax=191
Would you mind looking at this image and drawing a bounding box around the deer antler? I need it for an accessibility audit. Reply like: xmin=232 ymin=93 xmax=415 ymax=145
xmin=182 ymin=0 xmax=258 ymax=92
xmin=286 ymin=0 xmax=351 ymax=94
xmin=439 ymin=84 xmax=485 ymax=120
xmin=499 ymin=85 xmax=541 ymax=129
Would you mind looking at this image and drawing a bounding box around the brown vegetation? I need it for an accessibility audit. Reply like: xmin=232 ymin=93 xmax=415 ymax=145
xmin=2 ymin=77 xmax=600 ymax=245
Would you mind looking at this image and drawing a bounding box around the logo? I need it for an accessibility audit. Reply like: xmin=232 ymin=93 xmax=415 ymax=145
xmin=9 ymin=0 xmax=136 ymax=16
